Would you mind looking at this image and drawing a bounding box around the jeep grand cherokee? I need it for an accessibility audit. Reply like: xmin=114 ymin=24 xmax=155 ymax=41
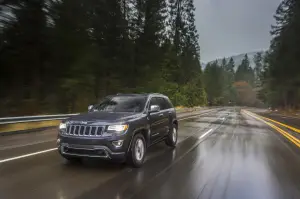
xmin=57 ymin=93 xmax=178 ymax=167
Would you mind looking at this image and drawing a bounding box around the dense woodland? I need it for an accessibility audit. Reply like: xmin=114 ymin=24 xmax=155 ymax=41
xmin=204 ymin=53 xmax=263 ymax=107
xmin=260 ymin=0 xmax=300 ymax=110
xmin=0 ymin=0 xmax=299 ymax=116
xmin=0 ymin=0 xmax=206 ymax=116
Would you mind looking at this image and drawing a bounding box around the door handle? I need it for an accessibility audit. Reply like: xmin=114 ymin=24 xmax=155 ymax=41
xmin=159 ymin=113 xmax=164 ymax=117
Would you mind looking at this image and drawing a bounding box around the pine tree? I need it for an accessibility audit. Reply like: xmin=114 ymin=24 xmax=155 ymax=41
xmin=253 ymin=52 xmax=263 ymax=87
xmin=221 ymin=58 xmax=227 ymax=69
xmin=263 ymin=0 xmax=300 ymax=108
xmin=235 ymin=54 xmax=254 ymax=86
xmin=168 ymin=0 xmax=201 ymax=84
xmin=138 ymin=0 xmax=167 ymax=67
xmin=204 ymin=61 xmax=223 ymax=105
xmin=226 ymin=57 xmax=235 ymax=74
xmin=168 ymin=0 xmax=183 ymax=54
xmin=226 ymin=57 xmax=236 ymax=104
xmin=0 ymin=0 xmax=50 ymax=112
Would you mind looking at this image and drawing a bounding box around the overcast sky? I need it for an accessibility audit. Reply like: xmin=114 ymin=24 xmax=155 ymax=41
xmin=195 ymin=0 xmax=282 ymax=62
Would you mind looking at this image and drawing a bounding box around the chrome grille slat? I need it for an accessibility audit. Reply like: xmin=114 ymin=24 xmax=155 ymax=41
xmin=64 ymin=124 xmax=104 ymax=137
xmin=71 ymin=125 xmax=74 ymax=135
xmin=79 ymin=126 xmax=82 ymax=135
xmin=74 ymin=126 xmax=78 ymax=136
xmin=95 ymin=127 xmax=98 ymax=136
xmin=66 ymin=126 xmax=70 ymax=135
xmin=82 ymin=126 xmax=86 ymax=136
xmin=77 ymin=126 xmax=80 ymax=136
xmin=68 ymin=126 xmax=71 ymax=135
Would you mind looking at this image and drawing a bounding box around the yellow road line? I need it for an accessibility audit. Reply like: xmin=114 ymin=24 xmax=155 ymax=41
xmin=242 ymin=110 xmax=300 ymax=148
xmin=255 ymin=114 xmax=300 ymax=134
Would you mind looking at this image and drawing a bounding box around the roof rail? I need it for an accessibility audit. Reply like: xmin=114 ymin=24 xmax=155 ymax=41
xmin=150 ymin=93 xmax=165 ymax=96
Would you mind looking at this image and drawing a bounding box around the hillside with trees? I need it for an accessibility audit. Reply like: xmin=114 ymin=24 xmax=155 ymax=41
xmin=204 ymin=0 xmax=300 ymax=110
xmin=259 ymin=0 xmax=300 ymax=110
xmin=0 ymin=0 xmax=206 ymax=116
xmin=205 ymin=51 xmax=265 ymax=71
xmin=203 ymin=53 xmax=263 ymax=107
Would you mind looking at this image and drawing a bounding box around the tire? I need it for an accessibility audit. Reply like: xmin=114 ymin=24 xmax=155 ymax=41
xmin=127 ymin=134 xmax=146 ymax=168
xmin=165 ymin=124 xmax=178 ymax=147
xmin=62 ymin=155 xmax=81 ymax=163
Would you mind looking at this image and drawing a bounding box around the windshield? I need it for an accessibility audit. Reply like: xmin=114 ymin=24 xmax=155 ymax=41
xmin=92 ymin=96 xmax=147 ymax=113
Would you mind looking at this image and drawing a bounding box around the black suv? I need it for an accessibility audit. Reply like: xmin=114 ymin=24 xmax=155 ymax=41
xmin=57 ymin=93 xmax=178 ymax=167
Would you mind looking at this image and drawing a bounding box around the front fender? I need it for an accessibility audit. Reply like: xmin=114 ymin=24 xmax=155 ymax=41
xmin=126 ymin=124 xmax=150 ymax=153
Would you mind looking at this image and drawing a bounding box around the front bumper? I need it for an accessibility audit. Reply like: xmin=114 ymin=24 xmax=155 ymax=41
xmin=57 ymin=135 xmax=129 ymax=161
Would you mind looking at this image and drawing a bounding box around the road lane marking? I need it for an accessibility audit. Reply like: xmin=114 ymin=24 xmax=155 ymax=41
xmin=255 ymin=114 xmax=300 ymax=134
xmin=243 ymin=110 xmax=300 ymax=148
xmin=0 ymin=148 xmax=57 ymax=163
xmin=0 ymin=128 xmax=214 ymax=164
xmin=126 ymin=127 xmax=217 ymax=199
xmin=178 ymin=109 xmax=219 ymax=121
xmin=178 ymin=112 xmax=211 ymax=121
xmin=0 ymin=140 xmax=56 ymax=151
xmin=245 ymin=110 xmax=300 ymax=133
xmin=199 ymin=129 xmax=213 ymax=139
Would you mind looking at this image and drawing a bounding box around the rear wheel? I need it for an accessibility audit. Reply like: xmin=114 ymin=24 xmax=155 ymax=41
xmin=127 ymin=134 xmax=146 ymax=168
xmin=165 ymin=124 xmax=178 ymax=147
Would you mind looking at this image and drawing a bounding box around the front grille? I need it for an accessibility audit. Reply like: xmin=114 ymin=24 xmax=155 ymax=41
xmin=64 ymin=125 xmax=104 ymax=137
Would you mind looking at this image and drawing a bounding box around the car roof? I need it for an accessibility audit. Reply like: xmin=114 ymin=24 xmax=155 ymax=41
xmin=109 ymin=93 xmax=168 ymax=98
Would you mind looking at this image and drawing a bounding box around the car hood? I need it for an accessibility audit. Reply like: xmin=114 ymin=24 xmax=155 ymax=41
xmin=65 ymin=111 xmax=141 ymax=124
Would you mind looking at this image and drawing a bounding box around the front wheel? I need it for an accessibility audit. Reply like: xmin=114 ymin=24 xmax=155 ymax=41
xmin=127 ymin=134 xmax=146 ymax=168
xmin=165 ymin=124 xmax=178 ymax=147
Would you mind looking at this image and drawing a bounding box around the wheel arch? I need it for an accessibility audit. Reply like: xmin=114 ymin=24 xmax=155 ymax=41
xmin=172 ymin=119 xmax=178 ymax=129
xmin=127 ymin=127 xmax=150 ymax=153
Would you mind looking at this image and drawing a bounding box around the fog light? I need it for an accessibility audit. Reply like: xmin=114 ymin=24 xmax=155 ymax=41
xmin=57 ymin=138 xmax=61 ymax=145
xmin=112 ymin=140 xmax=124 ymax=147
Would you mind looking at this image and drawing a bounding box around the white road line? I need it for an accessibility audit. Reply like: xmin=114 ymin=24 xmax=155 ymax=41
xmin=0 ymin=139 xmax=56 ymax=151
xmin=0 ymin=148 xmax=57 ymax=164
xmin=178 ymin=112 xmax=210 ymax=121
xmin=199 ymin=128 xmax=213 ymax=139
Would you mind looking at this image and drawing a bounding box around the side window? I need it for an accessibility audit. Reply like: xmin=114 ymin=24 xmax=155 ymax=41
xmin=149 ymin=97 xmax=159 ymax=108
xmin=149 ymin=97 xmax=166 ymax=110
xmin=163 ymin=98 xmax=173 ymax=109
xmin=157 ymin=97 xmax=167 ymax=110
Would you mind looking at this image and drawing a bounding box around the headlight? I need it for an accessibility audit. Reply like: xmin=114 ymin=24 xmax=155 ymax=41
xmin=59 ymin=123 xmax=66 ymax=130
xmin=107 ymin=124 xmax=128 ymax=132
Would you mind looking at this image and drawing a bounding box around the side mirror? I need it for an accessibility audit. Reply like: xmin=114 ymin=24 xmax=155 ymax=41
xmin=149 ymin=105 xmax=160 ymax=113
xmin=88 ymin=105 xmax=94 ymax=112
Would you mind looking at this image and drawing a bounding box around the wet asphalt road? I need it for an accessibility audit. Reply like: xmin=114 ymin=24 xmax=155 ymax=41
xmin=1 ymin=107 xmax=300 ymax=199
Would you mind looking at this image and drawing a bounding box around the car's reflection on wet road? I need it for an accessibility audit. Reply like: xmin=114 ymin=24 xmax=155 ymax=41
xmin=1 ymin=108 xmax=300 ymax=199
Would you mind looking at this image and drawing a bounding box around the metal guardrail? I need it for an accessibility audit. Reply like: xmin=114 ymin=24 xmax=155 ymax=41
xmin=0 ymin=107 xmax=208 ymax=134
xmin=0 ymin=114 xmax=79 ymax=125
xmin=0 ymin=107 xmax=204 ymax=125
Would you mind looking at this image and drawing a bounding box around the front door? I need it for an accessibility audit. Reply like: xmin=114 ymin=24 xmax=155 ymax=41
xmin=148 ymin=97 xmax=165 ymax=143
xmin=155 ymin=97 xmax=170 ymax=137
